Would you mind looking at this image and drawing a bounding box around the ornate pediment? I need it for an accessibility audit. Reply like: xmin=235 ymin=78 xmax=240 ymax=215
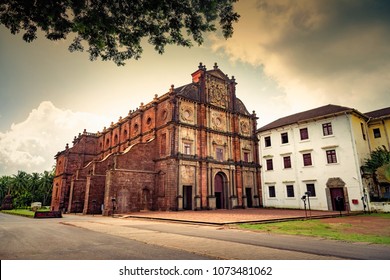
xmin=207 ymin=78 xmax=228 ymax=109
xmin=207 ymin=69 xmax=230 ymax=81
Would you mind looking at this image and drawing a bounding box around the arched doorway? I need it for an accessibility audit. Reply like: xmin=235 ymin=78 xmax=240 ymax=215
xmin=326 ymin=178 xmax=348 ymax=211
xmin=214 ymin=172 xmax=228 ymax=209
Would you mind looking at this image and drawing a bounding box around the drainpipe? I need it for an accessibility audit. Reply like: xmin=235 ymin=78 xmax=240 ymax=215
xmin=346 ymin=112 xmax=365 ymax=211
xmin=366 ymin=117 xmax=372 ymax=152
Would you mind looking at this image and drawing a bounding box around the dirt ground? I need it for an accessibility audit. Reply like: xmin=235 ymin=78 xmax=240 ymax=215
xmin=125 ymin=208 xmax=390 ymax=236
xmin=319 ymin=215 xmax=390 ymax=236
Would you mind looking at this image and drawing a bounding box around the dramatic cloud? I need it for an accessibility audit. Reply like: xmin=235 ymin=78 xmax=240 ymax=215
xmin=211 ymin=0 xmax=390 ymax=120
xmin=0 ymin=101 xmax=109 ymax=175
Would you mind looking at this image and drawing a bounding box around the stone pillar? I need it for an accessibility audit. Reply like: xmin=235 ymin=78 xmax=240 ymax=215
xmin=177 ymin=164 xmax=183 ymax=210
xmin=68 ymin=180 xmax=74 ymax=213
xmin=229 ymin=167 xmax=237 ymax=208
xmin=195 ymin=165 xmax=201 ymax=210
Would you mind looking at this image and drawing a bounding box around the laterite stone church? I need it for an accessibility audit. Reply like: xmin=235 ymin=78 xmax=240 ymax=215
xmin=51 ymin=63 xmax=262 ymax=215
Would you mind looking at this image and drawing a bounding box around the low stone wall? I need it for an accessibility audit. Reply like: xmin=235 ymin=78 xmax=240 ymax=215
xmin=34 ymin=211 xmax=63 ymax=218
xmin=370 ymin=202 xmax=390 ymax=213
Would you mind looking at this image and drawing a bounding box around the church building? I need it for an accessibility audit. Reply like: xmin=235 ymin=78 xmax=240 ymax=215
xmin=51 ymin=63 xmax=262 ymax=215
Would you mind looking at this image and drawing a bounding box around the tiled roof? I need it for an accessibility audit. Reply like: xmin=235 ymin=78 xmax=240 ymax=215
xmin=365 ymin=107 xmax=390 ymax=119
xmin=175 ymin=83 xmax=200 ymax=102
xmin=235 ymin=98 xmax=251 ymax=115
xmin=258 ymin=104 xmax=359 ymax=132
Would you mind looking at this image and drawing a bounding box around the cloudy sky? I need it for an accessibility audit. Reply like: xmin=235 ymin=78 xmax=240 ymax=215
xmin=0 ymin=0 xmax=389 ymax=176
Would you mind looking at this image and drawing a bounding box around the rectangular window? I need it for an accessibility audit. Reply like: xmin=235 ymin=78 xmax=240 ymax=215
xmin=361 ymin=123 xmax=366 ymax=140
xmin=373 ymin=128 xmax=381 ymax=138
xmin=306 ymin=183 xmax=316 ymax=197
xmin=283 ymin=156 xmax=292 ymax=169
xmin=281 ymin=132 xmax=289 ymax=144
xmin=326 ymin=149 xmax=337 ymax=164
xmin=264 ymin=136 xmax=271 ymax=147
xmin=184 ymin=143 xmax=191 ymax=155
xmin=303 ymin=153 xmax=312 ymax=166
xmin=216 ymin=147 xmax=224 ymax=161
xmin=322 ymin=122 xmax=333 ymax=136
xmin=268 ymin=186 xmax=276 ymax=198
xmin=286 ymin=185 xmax=295 ymax=197
xmin=243 ymin=152 xmax=250 ymax=162
xmin=300 ymin=128 xmax=309 ymax=140
xmin=266 ymin=159 xmax=273 ymax=170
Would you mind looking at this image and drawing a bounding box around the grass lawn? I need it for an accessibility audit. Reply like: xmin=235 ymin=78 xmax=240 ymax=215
xmin=1 ymin=208 xmax=50 ymax=218
xmin=239 ymin=214 xmax=390 ymax=245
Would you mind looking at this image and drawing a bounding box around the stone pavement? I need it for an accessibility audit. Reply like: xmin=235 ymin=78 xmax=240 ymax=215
xmin=122 ymin=208 xmax=346 ymax=225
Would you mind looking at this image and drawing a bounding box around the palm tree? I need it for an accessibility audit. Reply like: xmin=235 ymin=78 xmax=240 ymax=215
xmin=30 ymin=172 xmax=40 ymax=203
xmin=12 ymin=171 xmax=32 ymax=207
xmin=38 ymin=170 xmax=54 ymax=206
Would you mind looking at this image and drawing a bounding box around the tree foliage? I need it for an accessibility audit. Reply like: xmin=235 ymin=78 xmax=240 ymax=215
xmin=362 ymin=146 xmax=390 ymax=200
xmin=0 ymin=0 xmax=240 ymax=65
xmin=362 ymin=146 xmax=390 ymax=174
xmin=0 ymin=170 xmax=54 ymax=208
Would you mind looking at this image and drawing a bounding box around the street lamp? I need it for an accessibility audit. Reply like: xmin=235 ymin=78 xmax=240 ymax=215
xmin=305 ymin=191 xmax=311 ymax=219
xmin=301 ymin=195 xmax=307 ymax=219
xmin=361 ymin=188 xmax=370 ymax=214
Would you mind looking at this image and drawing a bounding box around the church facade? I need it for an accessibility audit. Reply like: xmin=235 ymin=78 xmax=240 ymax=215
xmin=51 ymin=63 xmax=262 ymax=215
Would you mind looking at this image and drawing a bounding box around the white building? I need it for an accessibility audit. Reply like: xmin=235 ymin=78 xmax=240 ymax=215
xmin=257 ymin=104 xmax=372 ymax=212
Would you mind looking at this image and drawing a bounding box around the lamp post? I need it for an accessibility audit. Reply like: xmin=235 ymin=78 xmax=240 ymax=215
xmin=362 ymin=188 xmax=370 ymax=214
xmin=301 ymin=195 xmax=307 ymax=219
xmin=111 ymin=197 xmax=116 ymax=217
xmin=305 ymin=191 xmax=311 ymax=219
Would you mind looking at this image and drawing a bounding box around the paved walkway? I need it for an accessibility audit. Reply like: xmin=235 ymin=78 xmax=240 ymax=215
xmin=122 ymin=208 xmax=347 ymax=225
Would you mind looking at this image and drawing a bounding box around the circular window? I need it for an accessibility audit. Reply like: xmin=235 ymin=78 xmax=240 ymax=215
xmin=134 ymin=123 xmax=139 ymax=132
xmin=146 ymin=117 xmax=152 ymax=126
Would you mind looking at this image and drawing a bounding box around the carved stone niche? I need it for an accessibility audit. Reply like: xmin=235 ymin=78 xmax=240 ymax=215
xmin=180 ymin=105 xmax=194 ymax=124
xmin=211 ymin=112 xmax=226 ymax=131
xmin=240 ymin=120 xmax=250 ymax=135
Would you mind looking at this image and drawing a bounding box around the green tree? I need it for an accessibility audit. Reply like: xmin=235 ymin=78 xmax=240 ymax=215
xmin=30 ymin=172 xmax=41 ymax=203
xmin=362 ymin=146 xmax=390 ymax=199
xmin=0 ymin=175 xmax=12 ymax=204
xmin=11 ymin=171 xmax=32 ymax=207
xmin=38 ymin=170 xmax=54 ymax=206
xmin=0 ymin=0 xmax=240 ymax=65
